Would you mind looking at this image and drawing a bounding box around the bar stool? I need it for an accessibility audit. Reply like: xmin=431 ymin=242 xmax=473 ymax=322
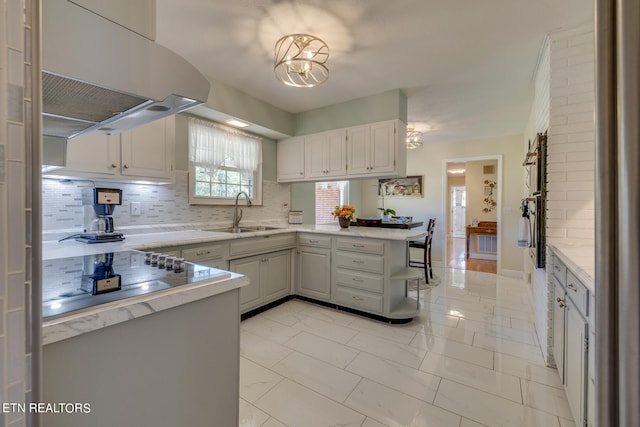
xmin=409 ymin=218 xmax=435 ymax=283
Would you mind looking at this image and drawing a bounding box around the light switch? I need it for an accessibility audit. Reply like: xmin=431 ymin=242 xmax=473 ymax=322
xmin=131 ymin=201 xmax=141 ymax=216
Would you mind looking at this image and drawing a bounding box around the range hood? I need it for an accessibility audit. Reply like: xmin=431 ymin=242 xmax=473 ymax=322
xmin=42 ymin=0 xmax=210 ymax=139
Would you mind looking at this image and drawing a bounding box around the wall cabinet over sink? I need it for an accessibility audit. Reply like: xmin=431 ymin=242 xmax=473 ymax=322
xmin=44 ymin=116 xmax=175 ymax=183
xmin=277 ymin=119 xmax=407 ymax=183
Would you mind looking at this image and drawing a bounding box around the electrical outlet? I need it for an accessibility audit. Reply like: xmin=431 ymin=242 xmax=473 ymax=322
xmin=131 ymin=201 xmax=141 ymax=216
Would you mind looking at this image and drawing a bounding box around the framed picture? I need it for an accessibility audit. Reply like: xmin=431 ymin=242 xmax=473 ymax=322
xmin=378 ymin=176 xmax=423 ymax=198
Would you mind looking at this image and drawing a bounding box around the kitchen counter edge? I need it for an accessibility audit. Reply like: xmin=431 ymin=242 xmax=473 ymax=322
xmin=42 ymin=271 xmax=249 ymax=345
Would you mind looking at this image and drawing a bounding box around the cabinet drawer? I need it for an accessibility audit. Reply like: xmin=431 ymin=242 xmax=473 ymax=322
xmin=335 ymin=286 xmax=383 ymax=314
xmin=229 ymin=233 xmax=296 ymax=258
xmin=298 ymin=233 xmax=332 ymax=248
xmin=336 ymin=238 xmax=384 ymax=254
xmin=335 ymin=251 xmax=384 ymax=274
xmin=182 ymin=244 xmax=225 ymax=262
xmin=552 ymin=256 xmax=567 ymax=286
xmin=566 ymin=270 xmax=588 ymax=316
xmin=336 ymin=268 xmax=383 ymax=293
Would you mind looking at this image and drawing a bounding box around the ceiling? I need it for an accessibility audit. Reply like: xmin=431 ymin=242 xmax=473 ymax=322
xmin=155 ymin=0 xmax=593 ymax=144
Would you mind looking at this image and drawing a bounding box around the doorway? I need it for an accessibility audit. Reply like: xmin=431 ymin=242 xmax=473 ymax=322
xmin=451 ymin=186 xmax=466 ymax=237
xmin=443 ymin=156 xmax=501 ymax=274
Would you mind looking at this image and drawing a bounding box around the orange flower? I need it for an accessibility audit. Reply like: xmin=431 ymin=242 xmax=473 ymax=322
xmin=332 ymin=204 xmax=356 ymax=220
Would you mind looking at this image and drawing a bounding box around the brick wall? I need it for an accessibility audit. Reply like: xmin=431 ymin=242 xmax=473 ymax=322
xmin=315 ymin=183 xmax=340 ymax=224
xmin=547 ymin=25 xmax=595 ymax=246
xmin=1 ymin=0 xmax=38 ymax=425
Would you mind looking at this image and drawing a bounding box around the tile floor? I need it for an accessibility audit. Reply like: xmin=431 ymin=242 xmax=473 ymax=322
xmin=239 ymin=267 xmax=573 ymax=427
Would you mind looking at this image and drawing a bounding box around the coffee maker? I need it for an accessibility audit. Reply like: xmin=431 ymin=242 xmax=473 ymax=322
xmin=75 ymin=187 xmax=125 ymax=243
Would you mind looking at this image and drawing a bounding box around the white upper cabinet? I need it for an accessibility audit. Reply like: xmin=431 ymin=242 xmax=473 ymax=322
xmin=120 ymin=117 xmax=175 ymax=180
xmin=276 ymin=119 xmax=406 ymax=183
xmin=305 ymin=129 xmax=347 ymax=179
xmin=277 ymin=136 xmax=305 ymax=182
xmin=45 ymin=116 xmax=175 ymax=183
xmin=347 ymin=120 xmax=397 ymax=177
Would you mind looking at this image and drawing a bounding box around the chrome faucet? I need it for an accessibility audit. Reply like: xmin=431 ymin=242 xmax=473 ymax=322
xmin=232 ymin=191 xmax=252 ymax=229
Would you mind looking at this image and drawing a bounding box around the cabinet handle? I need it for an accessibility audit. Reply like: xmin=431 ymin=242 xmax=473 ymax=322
xmin=309 ymin=239 xmax=319 ymax=244
xmin=554 ymin=265 xmax=561 ymax=272
xmin=352 ymin=278 xmax=364 ymax=282
xmin=111 ymin=163 xmax=118 ymax=169
xmin=567 ymin=283 xmax=577 ymax=292
xmin=556 ymin=297 xmax=566 ymax=308
xmin=352 ymin=244 xmax=365 ymax=248
xmin=352 ymin=296 xmax=364 ymax=301
xmin=123 ymin=164 xmax=130 ymax=169
xmin=352 ymin=259 xmax=365 ymax=264
xmin=299 ymin=172 xmax=304 ymax=175
xmin=196 ymin=250 xmax=211 ymax=256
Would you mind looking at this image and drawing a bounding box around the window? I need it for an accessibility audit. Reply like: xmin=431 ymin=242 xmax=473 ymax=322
xmin=315 ymin=181 xmax=349 ymax=224
xmin=188 ymin=117 xmax=262 ymax=205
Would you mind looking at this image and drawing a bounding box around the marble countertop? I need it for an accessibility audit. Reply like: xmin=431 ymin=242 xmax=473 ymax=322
xmin=548 ymin=243 xmax=595 ymax=293
xmin=42 ymin=224 xmax=425 ymax=344
xmin=44 ymin=224 xmax=427 ymax=260
xmin=42 ymin=270 xmax=249 ymax=345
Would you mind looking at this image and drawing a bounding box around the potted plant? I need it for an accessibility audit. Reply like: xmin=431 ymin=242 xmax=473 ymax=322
xmin=378 ymin=207 xmax=396 ymax=221
xmin=332 ymin=205 xmax=356 ymax=228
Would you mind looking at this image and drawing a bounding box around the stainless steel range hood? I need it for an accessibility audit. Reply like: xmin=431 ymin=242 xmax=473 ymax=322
xmin=42 ymin=0 xmax=210 ymax=139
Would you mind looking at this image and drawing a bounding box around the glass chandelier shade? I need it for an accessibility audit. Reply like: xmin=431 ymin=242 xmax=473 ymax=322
xmin=406 ymin=129 xmax=424 ymax=149
xmin=274 ymin=34 xmax=329 ymax=88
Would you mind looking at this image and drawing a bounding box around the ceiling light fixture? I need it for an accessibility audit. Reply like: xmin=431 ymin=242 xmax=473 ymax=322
xmin=224 ymin=119 xmax=250 ymax=128
xmin=406 ymin=129 xmax=424 ymax=149
xmin=274 ymin=34 xmax=329 ymax=88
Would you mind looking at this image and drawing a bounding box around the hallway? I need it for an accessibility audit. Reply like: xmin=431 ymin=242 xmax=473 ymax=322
xmin=447 ymin=236 xmax=497 ymax=274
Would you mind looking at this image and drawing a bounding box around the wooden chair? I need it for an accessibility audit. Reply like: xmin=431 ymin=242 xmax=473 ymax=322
xmin=409 ymin=218 xmax=435 ymax=283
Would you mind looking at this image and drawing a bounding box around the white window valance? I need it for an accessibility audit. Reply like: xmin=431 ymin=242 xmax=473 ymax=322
xmin=188 ymin=117 xmax=262 ymax=174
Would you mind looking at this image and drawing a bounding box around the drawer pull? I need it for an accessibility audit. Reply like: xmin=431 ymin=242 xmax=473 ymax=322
xmin=309 ymin=239 xmax=319 ymax=244
xmin=352 ymin=244 xmax=365 ymax=248
xmin=196 ymin=250 xmax=211 ymax=256
xmin=352 ymin=278 xmax=364 ymax=282
xmin=352 ymin=260 xmax=365 ymax=264
xmin=567 ymin=283 xmax=577 ymax=292
xmin=554 ymin=265 xmax=562 ymax=272
xmin=352 ymin=296 xmax=364 ymax=301
xmin=556 ymin=297 xmax=566 ymax=308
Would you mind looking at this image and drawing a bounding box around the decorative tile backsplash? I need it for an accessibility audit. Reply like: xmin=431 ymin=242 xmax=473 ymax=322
xmin=42 ymin=171 xmax=292 ymax=238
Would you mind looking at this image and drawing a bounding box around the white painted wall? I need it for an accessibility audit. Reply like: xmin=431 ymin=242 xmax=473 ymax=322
xmin=362 ymin=134 xmax=525 ymax=274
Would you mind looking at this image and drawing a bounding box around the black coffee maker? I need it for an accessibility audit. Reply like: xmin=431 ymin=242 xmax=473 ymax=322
xmin=75 ymin=188 xmax=125 ymax=243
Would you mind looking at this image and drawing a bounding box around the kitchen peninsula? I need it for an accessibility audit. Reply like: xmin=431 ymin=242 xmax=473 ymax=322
xmin=41 ymin=224 xmax=424 ymax=426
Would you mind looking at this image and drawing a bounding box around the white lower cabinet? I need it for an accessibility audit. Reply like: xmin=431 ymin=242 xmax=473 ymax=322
xmin=551 ymin=250 xmax=592 ymax=427
xmin=297 ymin=247 xmax=331 ymax=301
xmin=231 ymin=250 xmax=291 ymax=314
xmin=181 ymin=243 xmax=227 ymax=270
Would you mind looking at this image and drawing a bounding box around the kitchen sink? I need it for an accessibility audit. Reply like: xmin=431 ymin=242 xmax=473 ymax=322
xmin=203 ymin=225 xmax=283 ymax=233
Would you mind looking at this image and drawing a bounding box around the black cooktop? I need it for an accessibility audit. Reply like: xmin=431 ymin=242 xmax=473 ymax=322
xmin=42 ymin=250 xmax=230 ymax=319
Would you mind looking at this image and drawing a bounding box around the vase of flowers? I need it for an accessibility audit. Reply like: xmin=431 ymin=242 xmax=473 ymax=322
xmin=332 ymin=205 xmax=356 ymax=229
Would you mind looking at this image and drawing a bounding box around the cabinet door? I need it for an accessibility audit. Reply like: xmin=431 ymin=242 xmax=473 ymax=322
xmin=553 ymin=281 xmax=566 ymax=382
xmin=324 ymin=129 xmax=347 ymax=178
xmin=298 ymin=247 xmax=331 ymax=301
xmin=62 ymin=132 xmax=119 ymax=176
xmin=262 ymin=250 xmax=291 ymax=303
xmin=230 ymin=256 xmax=262 ymax=313
xmin=120 ymin=117 xmax=175 ymax=179
xmin=277 ymin=137 xmax=305 ymax=181
xmin=347 ymin=124 xmax=370 ymax=175
xmin=305 ymin=134 xmax=326 ymax=179
xmin=369 ymin=120 xmax=396 ymax=174
xmin=565 ymin=300 xmax=587 ymax=427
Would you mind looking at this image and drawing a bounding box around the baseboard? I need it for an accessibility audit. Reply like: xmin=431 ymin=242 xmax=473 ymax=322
xmin=500 ymin=269 xmax=524 ymax=278
xmin=469 ymin=252 xmax=497 ymax=260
